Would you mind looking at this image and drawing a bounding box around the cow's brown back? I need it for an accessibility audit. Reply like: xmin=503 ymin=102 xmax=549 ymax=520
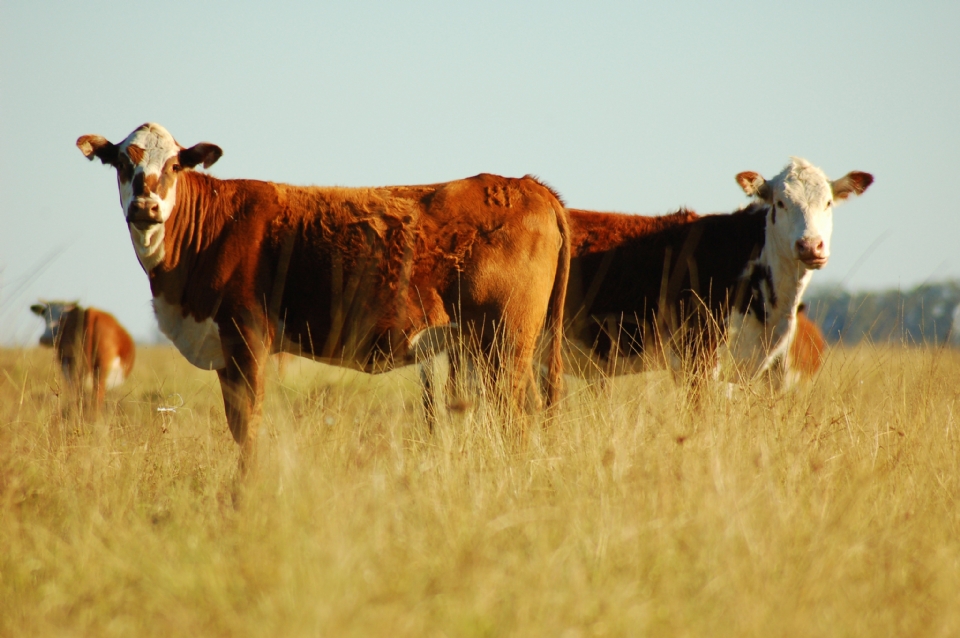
xmin=159 ymin=172 xmax=565 ymax=375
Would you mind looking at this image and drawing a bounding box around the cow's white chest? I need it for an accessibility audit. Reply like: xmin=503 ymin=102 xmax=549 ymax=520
xmin=153 ymin=298 xmax=225 ymax=370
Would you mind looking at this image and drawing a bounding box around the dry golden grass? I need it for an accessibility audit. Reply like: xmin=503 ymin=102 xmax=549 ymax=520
xmin=2 ymin=343 xmax=960 ymax=636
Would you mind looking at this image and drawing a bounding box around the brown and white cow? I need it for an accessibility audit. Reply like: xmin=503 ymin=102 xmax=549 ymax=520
xmin=31 ymin=301 xmax=136 ymax=410
xmin=565 ymin=158 xmax=871 ymax=388
xmin=781 ymin=302 xmax=827 ymax=386
xmin=77 ymin=123 xmax=570 ymax=472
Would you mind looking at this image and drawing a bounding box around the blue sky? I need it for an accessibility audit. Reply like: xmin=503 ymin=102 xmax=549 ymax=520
xmin=2 ymin=1 xmax=957 ymax=344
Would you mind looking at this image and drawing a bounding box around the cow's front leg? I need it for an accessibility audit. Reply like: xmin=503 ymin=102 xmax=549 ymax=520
xmin=217 ymin=324 xmax=269 ymax=476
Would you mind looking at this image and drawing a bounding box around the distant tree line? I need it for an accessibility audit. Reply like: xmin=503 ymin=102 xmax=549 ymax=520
xmin=803 ymin=280 xmax=960 ymax=346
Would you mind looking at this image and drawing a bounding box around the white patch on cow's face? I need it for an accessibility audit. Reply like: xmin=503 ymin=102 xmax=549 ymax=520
xmin=153 ymin=297 xmax=225 ymax=370
xmin=766 ymin=158 xmax=835 ymax=270
xmin=115 ymin=123 xmax=182 ymax=271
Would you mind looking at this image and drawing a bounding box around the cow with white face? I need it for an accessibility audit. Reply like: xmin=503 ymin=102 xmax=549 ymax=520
xmin=726 ymin=158 xmax=872 ymax=374
xmin=77 ymin=123 xmax=571 ymax=474
xmin=735 ymin=157 xmax=857 ymax=271
xmin=565 ymin=157 xmax=872 ymax=386
xmin=83 ymin=124 xmax=221 ymax=272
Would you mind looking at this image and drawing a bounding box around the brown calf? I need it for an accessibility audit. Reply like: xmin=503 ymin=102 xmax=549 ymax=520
xmin=77 ymin=123 xmax=570 ymax=473
xmin=565 ymin=158 xmax=870 ymax=387
xmin=31 ymin=301 xmax=136 ymax=410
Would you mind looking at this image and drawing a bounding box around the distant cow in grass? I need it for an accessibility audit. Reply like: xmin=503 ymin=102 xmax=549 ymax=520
xmin=77 ymin=123 xmax=570 ymax=473
xmin=30 ymin=301 xmax=136 ymax=410
xmin=565 ymin=158 xmax=871 ymax=389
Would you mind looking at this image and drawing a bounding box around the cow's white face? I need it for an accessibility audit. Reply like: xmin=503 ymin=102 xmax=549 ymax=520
xmin=77 ymin=123 xmax=222 ymax=272
xmin=736 ymin=158 xmax=873 ymax=270
xmin=30 ymin=301 xmax=77 ymax=347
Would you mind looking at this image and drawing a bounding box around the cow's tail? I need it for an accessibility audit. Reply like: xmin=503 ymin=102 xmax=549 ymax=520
xmin=545 ymin=201 xmax=571 ymax=408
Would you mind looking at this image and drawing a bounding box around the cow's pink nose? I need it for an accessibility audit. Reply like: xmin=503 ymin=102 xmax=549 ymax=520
xmin=127 ymin=200 xmax=162 ymax=226
xmin=796 ymin=238 xmax=827 ymax=266
xmin=796 ymin=238 xmax=825 ymax=255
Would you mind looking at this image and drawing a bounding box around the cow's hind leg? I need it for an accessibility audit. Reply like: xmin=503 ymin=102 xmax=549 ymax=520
xmin=484 ymin=331 xmax=542 ymax=420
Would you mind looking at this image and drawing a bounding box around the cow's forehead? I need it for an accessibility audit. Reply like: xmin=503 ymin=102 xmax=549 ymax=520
xmin=774 ymin=158 xmax=832 ymax=206
xmin=119 ymin=123 xmax=180 ymax=164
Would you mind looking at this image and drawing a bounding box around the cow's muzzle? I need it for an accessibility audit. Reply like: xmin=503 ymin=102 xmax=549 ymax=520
xmin=127 ymin=200 xmax=163 ymax=230
xmin=796 ymin=238 xmax=828 ymax=270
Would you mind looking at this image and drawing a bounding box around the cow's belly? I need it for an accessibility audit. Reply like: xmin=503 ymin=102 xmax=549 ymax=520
xmin=276 ymin=323 xmax=455 ymax=374
xmin=153 ymin=298 xmax=225 ymax=370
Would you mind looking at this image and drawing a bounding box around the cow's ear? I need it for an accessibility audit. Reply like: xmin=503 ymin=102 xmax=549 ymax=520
xmin=77 ymin=135 xmax=119 ymax=166
xmin=736 ymin=171 xmax=772 ymax=201
xmin=29 ymin=304 xmax=46 ymax=316
xmin=179 ymin=143 xmax=223 ymax=170
xmin=832 ymin=171 xmax=873 ymax=201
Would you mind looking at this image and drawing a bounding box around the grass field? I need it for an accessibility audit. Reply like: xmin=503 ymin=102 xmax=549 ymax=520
xmin=2 ymin=343 xmax=960 ymax=636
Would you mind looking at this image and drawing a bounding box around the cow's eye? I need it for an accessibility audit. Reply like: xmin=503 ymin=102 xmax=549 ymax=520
xmin=826 ymin=200 xmax=832 ymax=208
xmin=776 ymin=200 xmax=785 ymax=209
xmin=172 ymin=163 xmax=182 ymax=172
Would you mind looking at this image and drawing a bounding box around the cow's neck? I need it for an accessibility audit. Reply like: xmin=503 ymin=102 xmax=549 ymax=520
xmin=728 ymin=207 xmax=813 ymax=373
xmin=146 ymin=172 xmax=230 ymax=302
xmin=763 ymin=210 xmax=815 ymax=324
xmin=144 ymin=172 xmax=235 ymax=371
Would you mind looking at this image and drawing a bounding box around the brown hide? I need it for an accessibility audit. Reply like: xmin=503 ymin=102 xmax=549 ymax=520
xmin=566 ymin=205 xmax=767 ymax=373
xmin=787 ymin=305 xmax=826 ymax=379
xmin=154 ymin=172 xmax=566 ymax=370
xmin=49 ymin=307 xmax=136 ymax=409
xmin=147 ymin=170 xmax=569 ymax=471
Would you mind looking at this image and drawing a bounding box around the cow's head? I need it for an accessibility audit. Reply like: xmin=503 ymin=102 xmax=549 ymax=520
xmin=736 ymin=158 xmax=873 ymax=270
xmin=77 ymin=123 xmax=222 ymax=271
xmin=30 ymin=301 xmax=78 ymax=347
